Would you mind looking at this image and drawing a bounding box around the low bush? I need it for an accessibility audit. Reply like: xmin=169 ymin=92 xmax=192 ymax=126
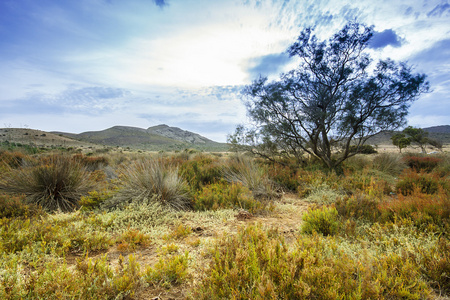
xmin=73 ymin=154 xmax=109 ymax=171
xmin=193 ymin=182 xmax=269 ymax=214
xmin=266 ymin=163 xmax=300 ymax=191
xmin=335 ymin=193 xmax=381 ymax=223
xmin=116 ymin=228 xmax=151 ymax=252
xmin=378 ymin=189 xmax=450 ymax=233
xmin=403 ymin=155 xmax=442 ymax=172
xmin=0 ymin=154 xmax=94 ymax=212
xmin=396 ymin=169 xmax=448 ymax=196
xmin=144 ymin=251 xmax=189 ymax=288
xmin=301 ymin=206 xmax=341 ymax=236
xmin=179 ymin=155 xmax=224 ymax=192
xmin=0 ymin=194 xmax=42 ymax=219
xmin=348 ymin=144 xmax=377 ymax=154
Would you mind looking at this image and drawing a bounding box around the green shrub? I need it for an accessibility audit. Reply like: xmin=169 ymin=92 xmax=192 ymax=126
xmin=348 ymin=144 xmax=377 ymax=154
xmin=193 ymin=182 xmax=269 ymax=214
xmin=144 ymin=251 xmax=189 ymax=288
xmin=301 ymin=206 xmax=341 ymax=236
xmin=0 ymin=154 xmax=94 ymax=212
xmin=179 ymin=155 xmax=224 ymax=192
xmin=267 ymin=163 xmax=300 ymax=191
xmin=106 ymin=159 xmax=191 ymax=211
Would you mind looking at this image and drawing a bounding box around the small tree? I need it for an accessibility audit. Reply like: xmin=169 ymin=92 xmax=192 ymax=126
xmin=403 ymin=126 xmax=429 ymax=153
xmin=231 ymin=22 xmax=429 ymax=170
xmin=391 ymin=133 xmax=411 ymax=153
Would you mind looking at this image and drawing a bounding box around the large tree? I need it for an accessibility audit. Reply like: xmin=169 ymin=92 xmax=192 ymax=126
xmin=230 ymin=22 xmax=429 ymax=169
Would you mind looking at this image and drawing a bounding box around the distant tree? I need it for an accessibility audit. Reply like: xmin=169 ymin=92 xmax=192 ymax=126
xmin=403 ymin=126 xmax=429 ymax=153
xmin=230 ymin=22 xmax=429 ymax=170
xmin=391 ymin=133 xmax=411 ymax=153
xmin=428 ymin=138 xmax=443 ymax=152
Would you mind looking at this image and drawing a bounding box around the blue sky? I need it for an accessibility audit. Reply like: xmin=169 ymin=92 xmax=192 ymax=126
xmin=1 ymin=0 xmax=449 ymax=142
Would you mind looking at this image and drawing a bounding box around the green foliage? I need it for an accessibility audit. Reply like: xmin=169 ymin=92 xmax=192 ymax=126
xmin=267 ymin=163 xmax=300 ymax=191
xmin=0 ymin=154 xmax=94 ymax=212
xmin=0 ymin=212 xmax=113 ymax=256
xmin=116 ymin=228 xmax=151 ymax=251
xmin=107 ymin=159 xmax=192 ymax=211
xmin=144 ymin=251 xmax=189 ymax=288
xmin=391 ymin=132 xmax=411 ymax=152
xmin=301 ymin=206 xmax=341 ymax=236
xmin=5 ymin=254 xmax=143 ymax=299
xmin=79 ymin=189 xmax=115 ymax=211
xmin=403 ymin=126 xmax=429 ymax=153
xmin=335 ymin=193 xmax=381 ymax=222
xmin=179 ymin=155 xmax=224 ymax=192
xmin=348 ymin=144 xmax=377 ymax=154
xmin=194 ymin=182 xmax=269 ymax=214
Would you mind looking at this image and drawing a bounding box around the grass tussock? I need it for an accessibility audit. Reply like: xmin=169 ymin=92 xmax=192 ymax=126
xmin=105 ymin=159 xmax=191 ymax=211
xmin=0 ymin=154 xmax=94 ymax=212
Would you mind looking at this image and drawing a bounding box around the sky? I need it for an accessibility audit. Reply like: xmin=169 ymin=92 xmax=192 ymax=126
xmin=0 ymin=0 xmax=449 ymax=142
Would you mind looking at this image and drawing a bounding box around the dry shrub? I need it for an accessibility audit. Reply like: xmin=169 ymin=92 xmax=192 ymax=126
xmin=396 ymin=169 xmax=448 ymax=196
xmin=0 ymin=194 xmax=42 ymax=219
xmin=106 ymin=159 xmax=191 ymax=211
xmin=0 ymin=154 xmax=94 ymax=212
xmin=403 ymin=155 xmax=442 ymax=172
xmin=378 ymin=189 xmax=450 ymax=232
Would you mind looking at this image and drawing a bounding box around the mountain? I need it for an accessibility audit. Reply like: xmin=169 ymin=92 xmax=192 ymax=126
xmin=423 ymin=125 xmax=450 ymax=134
xmin=53 ymin=125 xmax=228 ymax=151
xmin=366 ymin=125 xmax=450 ymax=145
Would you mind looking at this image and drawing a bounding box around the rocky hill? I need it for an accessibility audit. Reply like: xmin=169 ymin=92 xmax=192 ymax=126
xmin=53 ymin=125 xmax=228 ymax=151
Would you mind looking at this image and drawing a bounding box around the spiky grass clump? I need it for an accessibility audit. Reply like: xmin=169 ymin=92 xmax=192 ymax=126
xmin=372 ymin=153 xmax=407 ymax=175
xmin=109 ymin=159 xmax=191 ymax=211
xmin=224 ymin=155 xmax=278 ymax=200
xmin=0 ymin=155 xmax=93 ymax=212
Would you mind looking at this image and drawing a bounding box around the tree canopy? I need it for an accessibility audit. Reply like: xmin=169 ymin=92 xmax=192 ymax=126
xmin=229 ymin=22 xmax=429 ymax=169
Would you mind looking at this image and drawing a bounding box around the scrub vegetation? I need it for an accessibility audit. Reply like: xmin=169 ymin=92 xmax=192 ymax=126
xmin=0 ymin=145 xmax=449 ymax=299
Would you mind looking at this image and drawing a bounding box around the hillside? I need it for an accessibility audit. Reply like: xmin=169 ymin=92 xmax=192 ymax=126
xmin=366 ymin=125 xmax=450 ymax=146
xmin=54 ymin=125 xmax=228 ymax=151
xmin=0 ymin=128 xmax=96 ymax=148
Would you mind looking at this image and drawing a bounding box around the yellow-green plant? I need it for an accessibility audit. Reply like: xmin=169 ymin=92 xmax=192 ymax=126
xmin=301 ymin=206 xmax=341 ymax=236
